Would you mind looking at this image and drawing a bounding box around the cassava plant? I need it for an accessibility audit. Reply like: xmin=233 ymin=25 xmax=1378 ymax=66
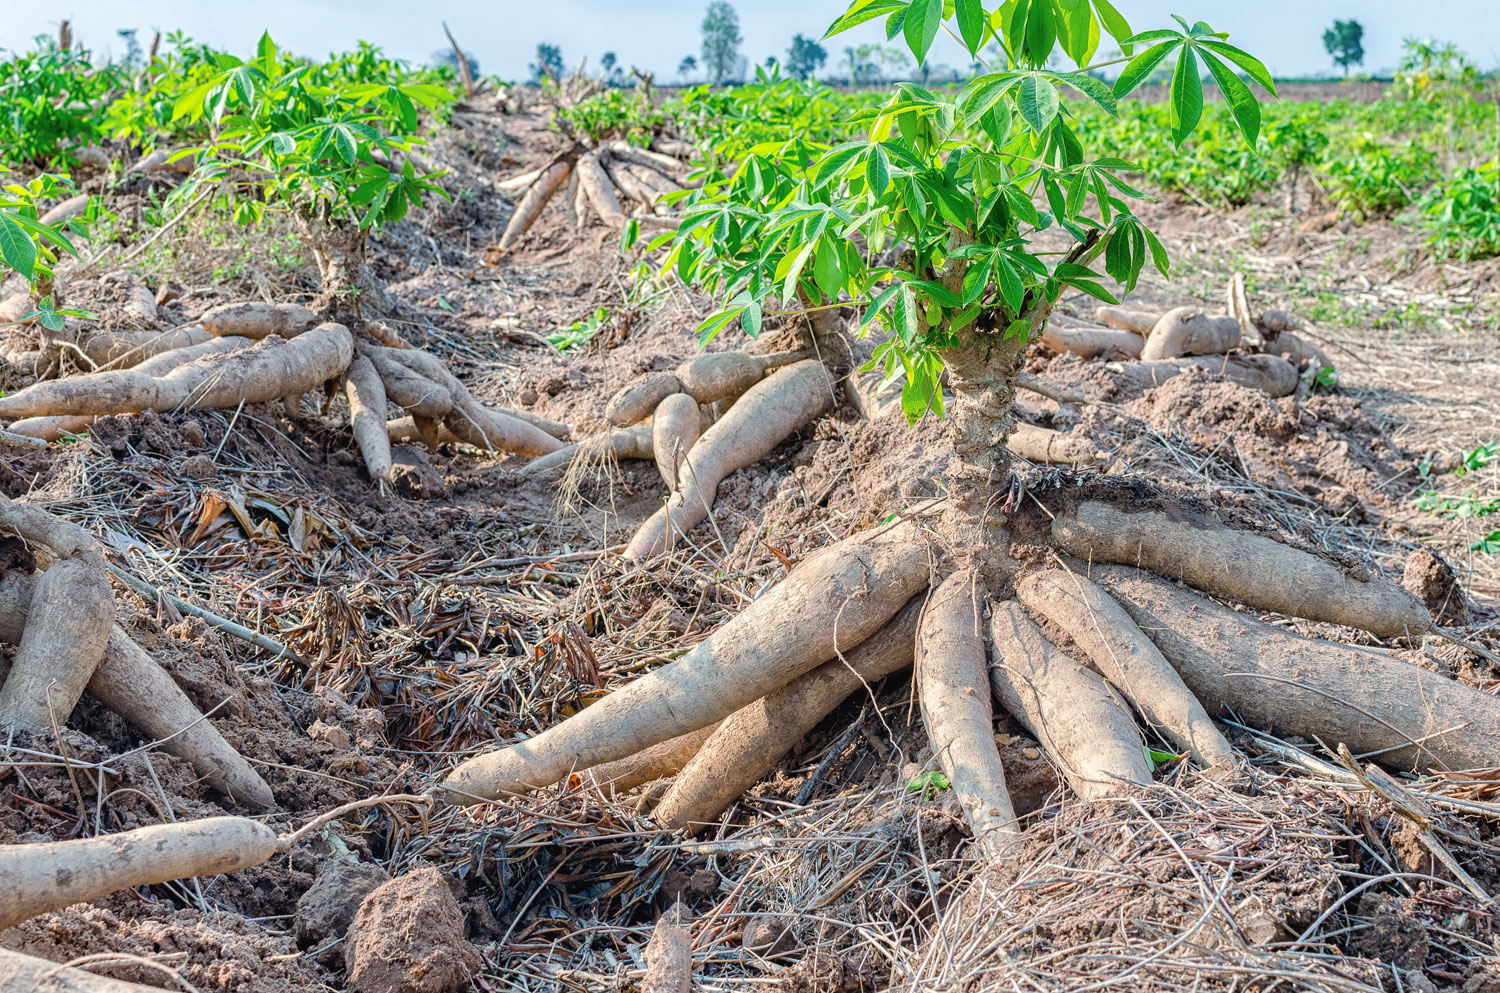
xmin=436 ymin=1 xmax=1499 ymax=860
xmin=0 ymin=35 xmax=569 ymax=473
xmin=172 ymin=32 xmax=453 ymax=314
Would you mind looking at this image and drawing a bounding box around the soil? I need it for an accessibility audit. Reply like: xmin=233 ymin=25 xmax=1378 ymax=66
xmin=1 ymin=91 xmax=1498 ymax=993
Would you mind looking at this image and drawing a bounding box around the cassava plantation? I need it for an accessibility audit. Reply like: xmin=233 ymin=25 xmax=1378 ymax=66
xmin=4 ymin=4 xmax=1500 ymax=991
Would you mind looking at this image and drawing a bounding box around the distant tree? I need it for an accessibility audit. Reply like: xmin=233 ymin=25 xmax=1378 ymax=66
xmin=785 ymin=34 xmax=828 ymax=79
xmin=1323 ymin=19 xmax=1364 ymax=78
xmin=677 ymin=54 xmax=698 ymax=81
xmin=432 ymin=47 xmax=480 ymax=79
xmin=700 ymin=1 xmax=743 ymax=85
xmin=116 ymin=28 xmax=142 ymax=67
xmin=601 ymin=50 xmax=625 ymax=86
xmin=785 ymin=33 xmax=827 ymax=79
xmin=843 ymin=43 xmax=910 ymax=85
xmin=529 ymin=43 xmax=564 ymax=85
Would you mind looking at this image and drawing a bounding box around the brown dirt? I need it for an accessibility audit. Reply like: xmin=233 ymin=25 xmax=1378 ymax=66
xmin=343 ymin=868 xmax=480 ymax=993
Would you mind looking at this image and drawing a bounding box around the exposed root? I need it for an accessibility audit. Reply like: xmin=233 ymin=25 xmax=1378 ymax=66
xmin=1095 ymin=565 xmax=1500 ymax=773
xmin=345 ymin=354 xmax=392 ymax=483
xmin=0 ymin=324 xmax=354 ymax=419
xmin=987 ymin=600 xmax=1151 ymax=799
xmin=624 ymin=359 xmax=833 ymax=561
xmin=583 ymin=722 xmax=720 ymax=796
xmin=0 ymin=568 xmax=274 ymax=809
xmin=1015 ymin=568 xmax=1236 ymax=768
xmin=1053 ymin=500 xmax=1435 ymax=638
xmin=1094 ymin=305 xmax=1163 ymax=333
xmin=1110 ymin=353 xmax=1299 ymax=397
xmin=651 ymin=392 xmax=701 ymax=490
xmin=917 ymin=571 xmax=1021 ymax=859
xmin=497 ymin=155 xmax=575 ymax=253
xmin=1138 ymin=305 xmax=1242 ymax=360
xmin=1040 ymin=321 xmax=1143 ymax=360
xmin=652 ymin=596 xmax=922 ymax=831
xmin=0 ymin=545 xmax=114 ymax=734
xmin=434 ymin=522 xmax=931 ymax=804
xmin=1009 ymin=423 xmax=1103 ymax=466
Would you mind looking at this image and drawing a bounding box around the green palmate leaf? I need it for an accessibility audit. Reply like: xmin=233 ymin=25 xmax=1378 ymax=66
xmin=1199 ymin=50 xmax=1260 ymax=144
xmin=1024 ymin=0 xmax=1057 ymax=64
xmin=0 ymin=214 xmax=37 ymax=281
xmin=814 ymin=237 xmax=843 ymax=298
xmin=826 ymin=0 xmax=907 ymax=37
xmin=903 ymin=0 xmax=945 ymax=64
xmin=1091 ymin=0 xmax=1133 ymax=53
xmin=1057 ymin=0 xmax=1100 ymax=66
xmin=867 ymin=143 xmax=892 ymax=196
xmin=1167 ymin=45 xmax=1203 ymax=145
xmin=1017 ymin=73 xmax=1060 ymax=134
xmin=1197 ymin=39 xmax=1276 ymax=94
xmin=1142 ymin=224 xmax=1170 ymax=275
xmin=955 ymin=0 xmax=987 ymax=54
xmin=1113 ymin=39 xmax=1177 ymax=97
xmin=959 ymin=74 xmax=1020 ymax=122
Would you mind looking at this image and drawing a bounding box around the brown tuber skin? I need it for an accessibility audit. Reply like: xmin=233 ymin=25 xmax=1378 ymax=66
xmin=651 ymin=393 xmax=701 ymax=490
xmin=1139 ymin=306 xmax=1242 ymax=361
xmin=0 ymin=816 xmax=280 ymax=930
xmin=653 ymin=597 xmax=921 ymax=831
xmin=0 ymin=947 xmax=184 ymax=993
xmin=435 ymin=524 xmax=931 ymax=804
xmin=1097 ymin=565 xmax=1500 ymax=773
xmin=1053 ymin=501 xmax=1435 ymax=639
xmin=1016 ymin=569 xmax=1236 ymax=769
xmin=624 ymin=359 xmax=833 ymax=561
xmin=0 ymin=569 xmax=274 ymax=809
xmin=199 ymin=301 xmax=319 ymax=339
xmin=988 ymin=601 xmax=1150 ymax=799
xmin=345 ymin=354 xmax=392 ymax=482
xmin=0 ymin=547 xmax=115 ymax=734
xmin=0 ymin=323 xmax=355 ymax=420
xmin=606 ymin=371 xmax=685 ymax=427
xmin=917 ymin=572 xmax=1021 ymax=859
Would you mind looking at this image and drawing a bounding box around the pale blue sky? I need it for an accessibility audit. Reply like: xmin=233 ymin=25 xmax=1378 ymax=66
xmin=4 ymin=2 xmax=1497 ymax=81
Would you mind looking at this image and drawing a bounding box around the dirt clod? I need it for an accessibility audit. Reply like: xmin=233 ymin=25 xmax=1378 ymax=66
xmin=389 ymin=444 xmax=447 ymax=499
xmin=344 ymin=867 xmax=481 ymax=993
xmin=295 ymin=860 xmax=391 ymax=950
xmin=1404 ymin=547 xmax=1470 ymax=626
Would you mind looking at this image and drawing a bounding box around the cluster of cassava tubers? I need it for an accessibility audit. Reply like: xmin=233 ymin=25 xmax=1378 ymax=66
xmin=0 ymin=494 xmax=272 ymax=810
xmin=433 ymin=491 xmax=1494 ymax=861
xmin=0 ymin=300 xmax=573 ymax=480
xmin=522 ymin=347 xmax=835 ymax=561
xmin=1040 ymin=275 xmax=1334 ymax=399
xmin=494 ymin=139 xmax=691 ymax=253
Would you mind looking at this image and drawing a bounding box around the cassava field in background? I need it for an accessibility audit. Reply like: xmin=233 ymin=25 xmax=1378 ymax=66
xmin=2 ymin=7 xmax=1500 ymax=993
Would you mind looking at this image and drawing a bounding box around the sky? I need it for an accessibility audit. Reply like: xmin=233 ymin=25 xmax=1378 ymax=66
xmin=3 ymin=1 xmax=1498 ymax=82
